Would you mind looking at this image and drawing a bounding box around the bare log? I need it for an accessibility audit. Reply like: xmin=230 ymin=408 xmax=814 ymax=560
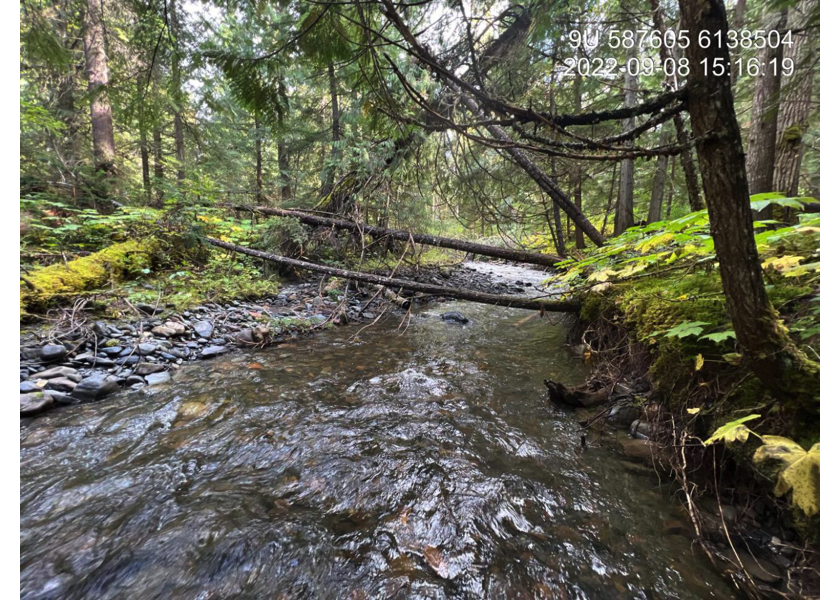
xmin=226 ymin=204 xmax=564 ymax=267
xmin=374 ymin=285 xmax=411 ymax=309
xmin=206 ymin=238 xmax=579 ymax=313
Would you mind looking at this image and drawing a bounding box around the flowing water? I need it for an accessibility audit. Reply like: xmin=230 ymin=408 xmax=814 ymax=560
xmin=21 ymin=264 xmax=735 ymax=599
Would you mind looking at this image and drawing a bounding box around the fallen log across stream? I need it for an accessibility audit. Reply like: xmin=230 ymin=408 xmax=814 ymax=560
xmin=224 ymin=204 xmax=563 ymax=268
xmin=206 ymin=238 xmax=580 ymax=313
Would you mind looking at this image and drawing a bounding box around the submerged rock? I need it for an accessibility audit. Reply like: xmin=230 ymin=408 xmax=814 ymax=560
xmin=442 ymin=311 xmax=469 ymax=324
xmin=620 ymin=438 xmax=657 ymax=462
xmin=200 ymin=345 xmax=229 ymax=359
xmin=722 ymin=549 xmax=782 ymax=584
xmin=145 ymin=372 xmax=171 ymax=386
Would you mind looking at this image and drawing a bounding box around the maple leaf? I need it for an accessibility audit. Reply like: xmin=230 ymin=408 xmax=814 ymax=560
xmin=754 ymin=437 xmax=820 ymax=516
xmin=704 ymin=414 xmax=761 ymax=446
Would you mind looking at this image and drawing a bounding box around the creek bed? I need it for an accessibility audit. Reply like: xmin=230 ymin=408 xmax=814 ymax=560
xmin=21 ymin=264 xmax=735 ymax=599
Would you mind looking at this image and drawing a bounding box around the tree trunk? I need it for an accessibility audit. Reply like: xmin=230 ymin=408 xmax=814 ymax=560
xmin=572 ymin=64 xmax=585 ymax=249
xmin=729 ymin=0 xmax=748 ymax=85
xmin=665 ymin=157 xmax=676 ymax=218
xmin=136 ymin=76 xmax=151 ymax=202
xmin=746 ymin=9 xmax=787 ymax=202
xmin=548 ymin=57 xmax=566 ymax=257
xmin=152 ymin=127 xmax=164 ymax=207
xmin=207 ymin=238 xmax=580 ymax=313
xmin=551 ymin=199 xmax=566 ymax=257
xmin=773 ymin=0 xmax=816 ymax=197
xmin=320 ymin=60 xmax=341 ymax=199
xmin=140 ymin=127 xmax=151 ymax=202
xmin=229 ymin=204 xmax=564 ymax=267
xmin=82 ymin=0 xmax=116 ymax=177
xmin=649 ymin=0 xmax=704 ymax=212
xmin=648 ymin=128 xmax=670 ymax=223
xmin=615 ymin=35 xmax=638 ymax=236
xmin=678 ymin=0 xmax=818 ymax=402
xmin=255 ymin=115 xmax=263 ymax=203
xmin=278 ymin=139 xmax=292 ymax=200
xmin=460 ymin=95 xmax=606 ymax=246
xmin=602 ymin=163 xmax=618 ymax=235
xmin=574 ymin=176 xmax=585 ymax=247
xmin=169 ymin=0 xmax=186 ymax=184
xmin=55 ymin=8 xmax=79 ymax=169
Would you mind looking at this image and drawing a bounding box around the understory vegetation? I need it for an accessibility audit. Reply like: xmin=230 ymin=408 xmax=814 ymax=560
xmin=556 ymin=195 xmax=819 ymax=540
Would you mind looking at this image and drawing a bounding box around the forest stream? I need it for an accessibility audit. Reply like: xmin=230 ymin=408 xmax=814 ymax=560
xmin=21 ymin=263 xmax=736 ymax=599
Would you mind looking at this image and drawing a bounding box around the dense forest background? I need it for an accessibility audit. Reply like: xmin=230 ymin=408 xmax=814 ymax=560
xmin=20 ymin=0 xmax=819 ymax=248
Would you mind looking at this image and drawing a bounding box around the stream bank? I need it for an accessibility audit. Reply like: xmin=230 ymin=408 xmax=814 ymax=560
xmin=19 ymin=262 xmax=547 ymax=417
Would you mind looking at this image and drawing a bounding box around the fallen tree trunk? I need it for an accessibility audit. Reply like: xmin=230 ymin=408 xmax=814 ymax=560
xmin=206 ymin=238 xmax=580 ymax=313
xmin=226 ymin=204 xmax=563 ymax=267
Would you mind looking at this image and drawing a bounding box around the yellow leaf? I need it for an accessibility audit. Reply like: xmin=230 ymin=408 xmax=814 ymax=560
xmin=704 ymin=414 xmax=761 ymax=446
xmin=754 ymin=437 xmax=820 ymax=516
xmin=590 ymin=282 xmax=613 ymax=293
xmin=636 ymin=232 xmax=674 ymax=253
xmin=687 ymin=407 xmax=701 ymax=414
xmin=694 ymin=354 xmax=704 ymax=371
xmin=762 ymin=255 xmax=804 ymax=272
xmin=617 ymin=263 xmax=647 ymax=278
xmin=588 ymin=269 xmax=618 ymax=282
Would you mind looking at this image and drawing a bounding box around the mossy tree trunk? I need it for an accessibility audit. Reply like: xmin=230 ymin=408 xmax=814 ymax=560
xmin=678 ymin=0 xmax=819 ymax=403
